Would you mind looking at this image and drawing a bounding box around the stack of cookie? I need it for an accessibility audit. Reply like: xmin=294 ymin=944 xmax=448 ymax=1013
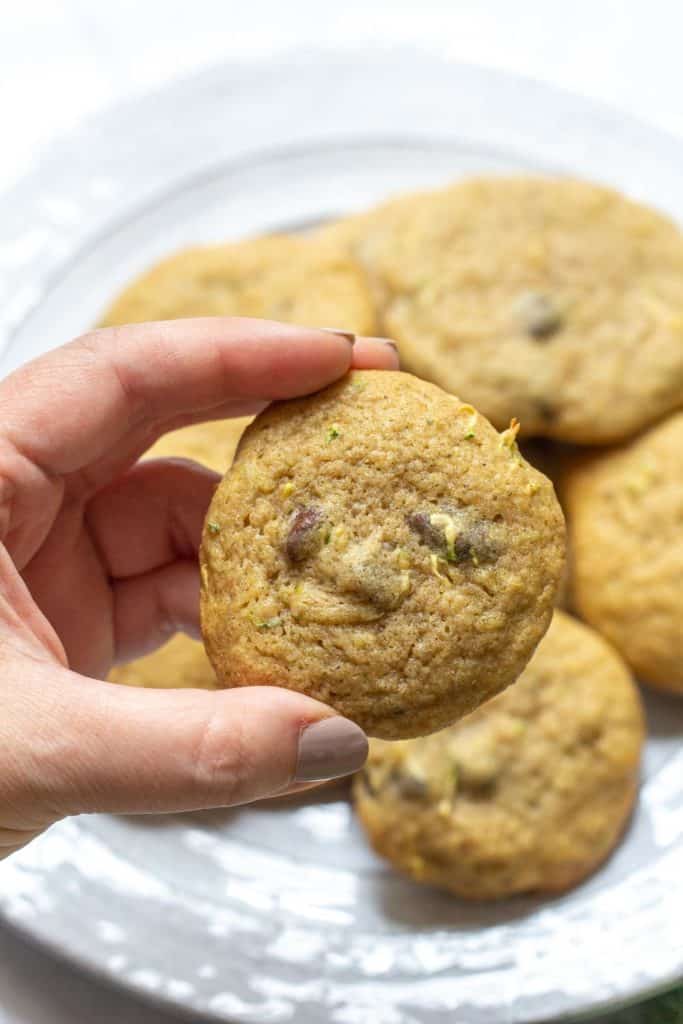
xmin=103 ymin=175 xmax=682 ymax=901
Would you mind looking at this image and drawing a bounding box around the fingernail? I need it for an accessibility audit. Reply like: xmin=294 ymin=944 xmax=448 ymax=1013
xmin=319 ymin=328 xmax=356 ymax=345
xmin=295 ymin=717 xmax=368 ymax=782
xmin=373 ymin=337 xmax=399 ymax=354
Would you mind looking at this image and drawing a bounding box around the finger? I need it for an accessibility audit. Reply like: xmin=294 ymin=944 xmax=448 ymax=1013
xmin=0 ymin=828 xmax=42 ymax=860
xmin=137 ymin=337 xmax=399 ymax=457
xmin=141 ymin=337 xmax=400 ymax=440
xmin=112 ymin=559 xmax=201 ymax=662
xmin=352 ymin=336 xmax=400 ymax=370
xmin=86 ymin=457 xmax=219 ymax=579
xmin=0 ymin=318 xmax=356 ymax=481
xmin=38 ymin=675 xmax=368 ymax=816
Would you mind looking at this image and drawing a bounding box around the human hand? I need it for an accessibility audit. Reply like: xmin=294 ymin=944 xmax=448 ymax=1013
xmin=0 ymin=318 xmax=398 ymax=858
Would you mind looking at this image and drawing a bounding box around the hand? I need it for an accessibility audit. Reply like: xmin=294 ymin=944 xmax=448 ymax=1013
xmin=0 ymin=317 xmax=398 ymax=858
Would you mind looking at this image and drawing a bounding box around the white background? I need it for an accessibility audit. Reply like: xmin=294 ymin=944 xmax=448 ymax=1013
xmin=0 ymin=1 xmax=681 ymax=1020
xmin=2 ymin=0 xmax=683 ymax=194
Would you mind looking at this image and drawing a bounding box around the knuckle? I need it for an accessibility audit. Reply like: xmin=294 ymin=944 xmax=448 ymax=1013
xmin=189 ymin=697 xmax=255 ymax=805
xmin=73 ymin=329 xmax=148 ymax=423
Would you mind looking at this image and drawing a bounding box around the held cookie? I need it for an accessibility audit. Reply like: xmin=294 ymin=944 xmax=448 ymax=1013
xmin=99 ymin=235 xmax=376 ymax=335
xmin=562 ymin=411 xmax=683 ymax=693
xmin=324 ymin=177 xmax=683 ymax=444
xmin=200 ymin=370 xmax=565 ymax=739
xmin=354 ymin=611 xmax=644 ymax=899
xmin=110 ymin=417 xmax=249 ymax=691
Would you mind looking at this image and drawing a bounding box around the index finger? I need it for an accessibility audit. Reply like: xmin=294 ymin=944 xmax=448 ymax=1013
xmin=0 ymin=318 xmax=366 ymax=478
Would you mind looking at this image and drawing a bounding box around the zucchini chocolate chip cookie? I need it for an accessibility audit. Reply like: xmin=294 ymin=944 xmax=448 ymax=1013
xmin=99 ymin=234 xmax=376 ymax=335
xmin=562 ymin=411 xmax=683 ymax=693
xmin=200 ymin=371 xmax=565 ymax=739
xmin=324 ymin=177 xmax=683 ymax=444
xmin=354 ymin=611 xmax=644 ymax=899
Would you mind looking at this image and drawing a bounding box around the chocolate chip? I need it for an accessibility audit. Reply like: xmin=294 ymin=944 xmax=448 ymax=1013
xmin=513 ymin=291 xmax=563 ymax=339
xmin=337 ymin=558 xmax=407 ymax=611
xmin=390 ymin=769 xmax=429 ymax=800
xmin=407 ymin=508 xmax=498 ymax=566
xmin=453 ymin=522 xmax=499 ymax=566
xmin=406 ymin=511 xmax=455 ymax=560
xmin=285 ymin=505 xmax=325 ymax=562
xmin=532 ymin=396 xmax=557 ymax=422
xmin=359 ymin=770 xmax=377 ymax=797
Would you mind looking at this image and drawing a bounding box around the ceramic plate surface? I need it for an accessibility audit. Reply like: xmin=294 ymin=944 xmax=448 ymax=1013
xmin=0 ymin=50 xmax=681 ymax=1024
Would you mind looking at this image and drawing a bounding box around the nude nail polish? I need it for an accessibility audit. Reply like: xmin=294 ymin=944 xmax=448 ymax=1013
xmin=295 ymin=717 xmax=368 ymax=782
xmin=319 ymin=328 xmax=356 ymax=344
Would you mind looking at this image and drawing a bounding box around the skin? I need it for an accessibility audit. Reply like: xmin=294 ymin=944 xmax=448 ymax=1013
xmin=0 ymin=317 xmax=397 ymax=859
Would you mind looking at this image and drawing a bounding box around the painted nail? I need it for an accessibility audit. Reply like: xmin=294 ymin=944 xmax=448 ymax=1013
xmin=363 ymin=335 xmax=399 ymax=354
xmin=363 ymin=336 xmax=400 ymax=366
xmin=319 ymin=328 xmax=356 ymax=345
xmin=295 ymin=717 xmax=368 ymax=782
xmin=380 ymin=338 xmax=399 ymax=354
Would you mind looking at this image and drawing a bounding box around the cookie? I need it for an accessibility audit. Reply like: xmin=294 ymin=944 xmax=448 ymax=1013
xmin=99 ymin=235 xmax=377 ymax=335
xmin=562 ymin=411 xmax=683 ymax=693
xmin=143 ymin=416 xmax=252 ymax=472
xmin=354 ymin=610 xmax=644 ymax=899
xmin=323 ymin=177 xmax=683 ymax=444
xmin=519 ymin=439 xmax=571 ymax=608
xmin=109 ymin=633 xmax=216 ymax=690
xmin=200 ymin=370 xmax=565 ymax=739
xmin=109 ymin=416 xmax=249 ymax=691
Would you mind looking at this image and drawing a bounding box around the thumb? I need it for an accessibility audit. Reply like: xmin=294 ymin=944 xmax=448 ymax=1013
xmin=35 ymin=672 xmax=368 ymax=817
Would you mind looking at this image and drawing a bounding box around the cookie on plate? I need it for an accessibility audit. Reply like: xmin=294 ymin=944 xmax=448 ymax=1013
xmin=109 ymin=416 xmax=249 ymax=691
xmin=562 ymin=411 xmax=683 ymax=693
xmin=143 ymin=416 xmax=252 ymax=471
xmin=324 ymin=177 xmax=683 ymax=444
xmin=109 ymin=633 xmax=217 ymax=691
xmin=99 ymin=234 xmax=377 ymax=335
xmin=354 ymin=610 xmax=644 ymax=899
xmin=200 ymin=370 xmax=565 ymax=739
xmin=519 ymin=439 xmax=572 ymax=608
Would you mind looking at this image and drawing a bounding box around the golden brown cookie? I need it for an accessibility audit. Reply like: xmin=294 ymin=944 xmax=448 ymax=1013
xmin=562 ymin=411 xmax=683 ymax=693
xmin=99 ymin=235 xmax=376 ymax=335
xmin=145 ymin=416 xmax=252 ymax=473
xmin=200 ymin=370 xmax=565 ymax=739
xmin=354 ymin=610 xmax=644 ymax=899
xmin=324 ymin=177 xmax=683 ymax=444
xmin=519 ymin=439 xmax=572 ymax=608
xmin=109 ymin=633 xmax=216 ymax=690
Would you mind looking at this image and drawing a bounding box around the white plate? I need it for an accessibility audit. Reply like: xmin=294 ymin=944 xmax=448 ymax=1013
xmin=0 ymin=50 xmax=681 ymax=1024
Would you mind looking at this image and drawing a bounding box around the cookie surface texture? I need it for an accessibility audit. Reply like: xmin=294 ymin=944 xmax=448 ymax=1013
xmin=109 ymin=633 xmax=217 ymax=691
xmin=200 ymin=370 xmax=565 ymax=738
xmin=99 ymin=235 xmax=377 ymax=335
xmin=562 ymin=411 xmax=683 ymax=692
xmin=354 ymin=610 xmax=644 ymax=898
xmin=324 ymin=177 xmax=683 ymax=443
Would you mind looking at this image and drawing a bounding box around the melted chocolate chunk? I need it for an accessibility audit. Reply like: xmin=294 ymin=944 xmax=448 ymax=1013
xmin=286 ymin=506 xmax=325 ymax=562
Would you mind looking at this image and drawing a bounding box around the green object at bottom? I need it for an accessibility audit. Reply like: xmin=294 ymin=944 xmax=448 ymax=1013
xmin=599 ymin=987 xmax=683 ymax=1024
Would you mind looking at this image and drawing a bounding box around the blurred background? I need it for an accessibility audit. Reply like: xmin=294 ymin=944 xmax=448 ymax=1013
xmin=2 ymin=0 xmax=683 ymax=194
xmin=1 ymin=2 xmax=682 ymax=1022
